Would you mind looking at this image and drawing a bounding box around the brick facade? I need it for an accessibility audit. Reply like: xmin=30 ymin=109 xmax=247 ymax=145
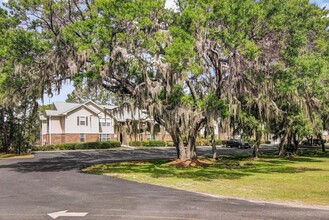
xmin=41 ymin=133 xmax=100 ymax=145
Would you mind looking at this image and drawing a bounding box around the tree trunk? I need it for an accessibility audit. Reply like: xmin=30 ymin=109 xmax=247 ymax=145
xmin=278 ymin=131 xmax=288 ymax=157
xmin=168 ymin=117 xmax=203 ymax=163
xmin=210 ymin=131 xmax=218 ymax=160
xmin=171 ymin=132 xmax=181 ymax=159
xmin=178 ymin=136 xmax=188 ymax=161
xmin=1 ymin=109 xmax=8 ymax=153
xmin=252 ymin=130 xmax=262 ymax=158
xmin=318 ymin=134 xmax=326 ymax=153
xmin=187 ymin=134 xmax=197 ymax=160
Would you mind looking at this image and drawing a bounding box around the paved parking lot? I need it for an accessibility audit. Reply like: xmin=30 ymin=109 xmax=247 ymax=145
xmin=0 ymin=146 xmax=328 ymax=220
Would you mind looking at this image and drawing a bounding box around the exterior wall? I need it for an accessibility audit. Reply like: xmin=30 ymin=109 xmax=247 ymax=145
xmin=63 ymin=133 xmax=79 ymax=144
xmin=217 ymin=132 xmax=230 ymax=140
xmin=41 ymin=120 xmax=47 ymax=135
xmin=41 ymin=133 xmax=100 ymax=145
xmin=86 ymin=134 xmax=99 ymax=142
xmin=41 ymin=134 xmax=48 ymax=145
xmin=65 ymin=107 xmax=99 ymax=134
xmin=50 ymin=116 xmax=63 ymax=134
xmin=98 ymin=112 xmax=115 ymax=134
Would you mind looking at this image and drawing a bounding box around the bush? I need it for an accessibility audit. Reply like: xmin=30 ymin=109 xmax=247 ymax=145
xmin=33 ymin=141 xmax=121 ymax=151
xmin=166 ymin=141 xmax=174 ymax=147
xmin=215 ymin=140 xmax=222 ymax=145
xmin=129 ymin=141 xmax=143 ymax=146
xmin=248 ymin=140 xmax=256 ymax=145
xmin=142 ymin=140 xmax=166 ymax=147
xmin=129 ymin=140 xmax=166 ymax=147
xmin=196 ymin=139 xmax=221 ymax=146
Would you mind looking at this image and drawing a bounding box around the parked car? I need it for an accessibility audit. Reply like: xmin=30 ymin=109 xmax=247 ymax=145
xmin=225 ymin=139 xmax=251 ymax=149
xmin=300 ymin=139 xmax=322 ymax=147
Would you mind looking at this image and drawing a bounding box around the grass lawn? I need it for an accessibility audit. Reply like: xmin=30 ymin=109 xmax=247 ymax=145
xmin=84 ymin=150 xmax=329 ymax=206
xmin=0 ymin=153 xmax=34 ymax=159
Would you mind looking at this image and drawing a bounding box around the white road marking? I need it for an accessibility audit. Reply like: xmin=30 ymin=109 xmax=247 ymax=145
xmin=48 ymin=210 xmax=88 ymax=219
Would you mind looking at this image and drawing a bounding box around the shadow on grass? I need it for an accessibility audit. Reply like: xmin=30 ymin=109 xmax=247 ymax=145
xmin=86 ymin=153 xmax=325 ymax=182
xmin=297 ymin=150 xmax=329 ymax=158
xmin=1 ymin=148 xmax=327 ymax=183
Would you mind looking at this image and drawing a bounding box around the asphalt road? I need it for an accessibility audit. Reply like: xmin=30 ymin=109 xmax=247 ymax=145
xmin=0 ymin=146 xmax=328 ymax=220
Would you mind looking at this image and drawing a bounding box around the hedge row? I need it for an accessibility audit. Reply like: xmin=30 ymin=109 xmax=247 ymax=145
xmin=129 ymin=140 xmax=223 ymax=147
xmin=32 ymin=141 xmax=121 ymax=151
xmin=129 ymin=140 xmax=167 ymax=147
xmin=221 ymin=140 xmax=272 ymax=145
xmin=196 ymin=139 xmax=222 ymax=146
xmin=128 ymin=139 xmax=278 ymax=147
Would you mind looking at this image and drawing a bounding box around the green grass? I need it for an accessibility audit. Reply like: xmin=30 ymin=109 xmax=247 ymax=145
xmin=0 ymin=153 xmax=34 ymax=159
xmin=84 ymin=150 xmax=329 ymax=206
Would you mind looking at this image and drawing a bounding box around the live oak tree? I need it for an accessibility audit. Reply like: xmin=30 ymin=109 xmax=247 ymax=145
xmin=188 ymin=0 xmax=329 ymax=157
xmin=6 ymin=0 xmax=228 ymax=162
xmin=5 ymin=0 xmax=329 ymax=159
xmin=0 ymin=6 xmax=46 ymax=153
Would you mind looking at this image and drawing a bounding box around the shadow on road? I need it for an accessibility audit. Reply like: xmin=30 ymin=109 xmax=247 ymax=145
xmin=0 ymin=149 xmax=179 ymax=173
xmin=0 ymin=146 xmax=281 ymax=173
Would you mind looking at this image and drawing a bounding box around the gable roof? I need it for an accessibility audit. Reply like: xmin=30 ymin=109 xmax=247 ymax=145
xmin=42 ymin=101 xmax=149 ymax=122
xmin=43 ymin=101 xmax=116 ymax=117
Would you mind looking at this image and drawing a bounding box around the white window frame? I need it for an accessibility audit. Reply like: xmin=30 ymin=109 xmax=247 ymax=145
xmin=99 ymin=134 xmax=110 ymax=142
xmin=77 ymin=116 xmax=88 ymax=126
xmin=147 ymin=134 xmax=155 ymax=140
xmin=99 ymin=118 xmax=111 ymax=127
xmin=80 ymin=133 xmax=85 ymax=142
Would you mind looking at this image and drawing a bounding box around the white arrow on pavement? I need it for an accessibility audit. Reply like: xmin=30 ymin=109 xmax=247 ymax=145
xmin=48 ymin=210 xmax=88 ymax=219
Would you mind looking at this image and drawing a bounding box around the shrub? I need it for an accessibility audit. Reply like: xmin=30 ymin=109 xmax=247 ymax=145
xmin=196 ymin=139 xmax=221 ymax=146
xmin=33 ymin=141 xmax=121 ymax=151
xmin=248 ymin=140 xmax=256 ymax=145
xmin=129 ymin=141 xmax=143 ymax=146
xmin=129 ymin=140 xmax=166 ymax=147
xmin=166 ymin=141 xmax=174 ymax=147
xmin=143 ymin=140 xmax=166 ymax=147
xmin=215 ymin=140 xmax=222 ymax=145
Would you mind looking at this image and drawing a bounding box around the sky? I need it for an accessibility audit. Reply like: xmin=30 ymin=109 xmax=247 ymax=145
xmin=0 ymin=0 xmax=328 ymax=104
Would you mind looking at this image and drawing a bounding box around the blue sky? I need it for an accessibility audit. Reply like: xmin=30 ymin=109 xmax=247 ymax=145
xmin=1 ymin=0 xmax=328 ymax=104
xmin=312 ymin=0 xmax=329 ymax=7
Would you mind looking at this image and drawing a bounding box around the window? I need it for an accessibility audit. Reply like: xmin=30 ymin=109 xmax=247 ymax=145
xmin=147 ymin=134 xmax=155 ymax=140
xmin=99 ymin=134 xmax=110 ymax=142
xmin=77 ymin=116 xmax=88 ymax=126
xmin=80 ymin=133 xmax=85 ymax=142
xmin=99 ymin=118 xmax=111 ymax=126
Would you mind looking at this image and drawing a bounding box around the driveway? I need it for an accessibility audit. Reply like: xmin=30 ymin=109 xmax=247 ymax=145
xmin=0 ymin=147 xmax=328 ymax=220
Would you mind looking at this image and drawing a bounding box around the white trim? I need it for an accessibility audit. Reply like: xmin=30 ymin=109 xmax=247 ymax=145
xmin=62 ymin=104 xmax=100 ymax=116
xmin=50 ymin=132 xmax=113 ymax=134
xmin=49 ymin=116 xmax=52 ymax=145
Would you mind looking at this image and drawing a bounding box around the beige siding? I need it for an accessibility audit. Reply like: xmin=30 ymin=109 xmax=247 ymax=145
xmin=51 ymin=116 xmax=63 ymax=133
xmin=41 ymin=120 xmax=47 ymax=135
xmin=65 ymin=107 xmax=99 ymax=133
xmin=98 ymin=113 xmax=115 ymax=134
